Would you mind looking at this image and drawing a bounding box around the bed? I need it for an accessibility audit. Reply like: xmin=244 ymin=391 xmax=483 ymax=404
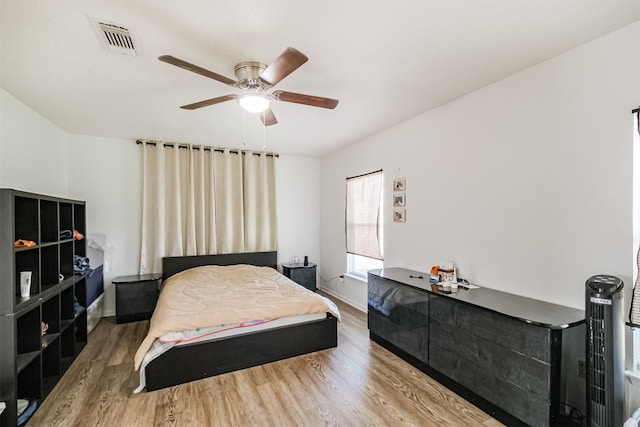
xmin=134 ymin=251 xmax=339 ymax=392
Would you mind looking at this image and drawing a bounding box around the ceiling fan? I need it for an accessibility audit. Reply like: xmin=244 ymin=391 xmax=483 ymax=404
xmin=159 ymin=47 xmax=339 ymax=126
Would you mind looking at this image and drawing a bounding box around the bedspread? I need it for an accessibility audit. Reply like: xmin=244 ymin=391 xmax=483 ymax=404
xmin=134 ymin=264 xmax=340 ymax=369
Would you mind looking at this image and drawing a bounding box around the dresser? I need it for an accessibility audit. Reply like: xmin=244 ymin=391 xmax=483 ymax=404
xmin=368 ymin=268 xmax=586 ymax=427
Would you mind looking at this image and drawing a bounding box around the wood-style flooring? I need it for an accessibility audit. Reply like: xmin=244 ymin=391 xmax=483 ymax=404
xmin=29 ymin=294 xmax=504 ymax=426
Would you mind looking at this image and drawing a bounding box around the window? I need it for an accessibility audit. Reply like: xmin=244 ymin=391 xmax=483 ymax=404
xmin=347 ymin=253 xmax=383 ymax=279
xmin=345 ymin=170 xmax=383 ymax=278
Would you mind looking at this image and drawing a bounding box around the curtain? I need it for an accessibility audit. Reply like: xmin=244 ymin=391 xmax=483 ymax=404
xmin=139 ymin=141 xmax=277 ymax=274
xmin=345 ymin=170 xmax=383 ymax=260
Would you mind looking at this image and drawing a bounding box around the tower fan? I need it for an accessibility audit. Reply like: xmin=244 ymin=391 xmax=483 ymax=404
xmin=585 ymin=275 xmax=624 ymax=427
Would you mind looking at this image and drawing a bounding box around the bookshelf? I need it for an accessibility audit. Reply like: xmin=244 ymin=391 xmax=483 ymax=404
xmin=0 ymin=189 xmax=88 ymax=426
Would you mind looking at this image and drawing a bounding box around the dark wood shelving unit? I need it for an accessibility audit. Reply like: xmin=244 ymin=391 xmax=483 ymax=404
xmin=0 ymin=189 xmax=88 ymax=426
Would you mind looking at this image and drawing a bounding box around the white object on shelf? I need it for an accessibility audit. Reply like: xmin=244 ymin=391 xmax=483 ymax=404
xmin=0 ymin=401 xmax=5 ymax=414
xmin=17 ymin=399 xmax=28 ymax=414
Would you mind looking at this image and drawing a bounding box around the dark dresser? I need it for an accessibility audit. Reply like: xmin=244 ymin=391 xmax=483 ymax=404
xmin=368 ymin=268 xmax=586 ymax=427
xmin=282 ymin=262 xmax=317 ymax=291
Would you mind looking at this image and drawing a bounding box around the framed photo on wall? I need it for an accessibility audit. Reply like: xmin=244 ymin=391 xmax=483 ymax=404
xmin=393 ymin=208 xmax=406 ymax=223
xmin=393 ymin=177 xmax=406 ymax=192
xmin=393 ymin=192 xmax=405 ymax=207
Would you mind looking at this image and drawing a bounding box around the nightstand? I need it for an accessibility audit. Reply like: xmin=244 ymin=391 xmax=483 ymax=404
xmin=112 ymin=274 xmax=161 ymax=323
xmin=282 ymin=262 xmax=317 ymax=291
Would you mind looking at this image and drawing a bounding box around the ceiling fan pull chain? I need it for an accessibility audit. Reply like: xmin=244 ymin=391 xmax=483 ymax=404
xmin=262 ymin=112 xmax=267 ymax=150
xmin=242 ymin=109 xmax=247 ymax=146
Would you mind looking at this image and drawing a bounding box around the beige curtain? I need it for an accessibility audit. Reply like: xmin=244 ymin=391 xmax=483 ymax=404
xmin=139 ymin=141 xmax=277 ymax=274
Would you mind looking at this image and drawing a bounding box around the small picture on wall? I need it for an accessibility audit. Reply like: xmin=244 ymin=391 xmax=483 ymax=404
xmin=393 ymin=208 xmax=406 ymax=223
xmin=393 ymin=177 xmax=406 ymax=192
xmin=393 ymin=192 xmax=406 ymax=207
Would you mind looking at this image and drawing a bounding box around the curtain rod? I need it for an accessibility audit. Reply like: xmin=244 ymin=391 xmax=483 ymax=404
xmin=135 ymin=140 xmax=279 ymax=158
xmin=346 ymin=169 xmax=383 ymax=181
xmin=633 ymin=107 xmax=639 ymax=114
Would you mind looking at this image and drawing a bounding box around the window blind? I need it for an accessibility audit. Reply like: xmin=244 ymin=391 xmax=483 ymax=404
xmin=345 ymin=170 xmax=383 ymax=260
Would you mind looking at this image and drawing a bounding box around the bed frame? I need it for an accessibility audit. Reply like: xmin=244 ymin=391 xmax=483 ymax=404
xmin=144 ymin=251 xmax=338 ymax=391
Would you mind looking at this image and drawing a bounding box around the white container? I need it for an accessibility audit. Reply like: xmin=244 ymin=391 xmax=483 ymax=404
xmin=20 ymin=271 xmax=32 ymax=297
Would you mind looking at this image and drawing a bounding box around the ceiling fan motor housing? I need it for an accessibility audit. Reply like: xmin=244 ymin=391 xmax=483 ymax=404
xmin=234 ymin=61 xmax=268 ymax=89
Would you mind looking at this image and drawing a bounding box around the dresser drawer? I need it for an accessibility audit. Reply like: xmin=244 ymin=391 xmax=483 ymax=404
xmin=115 ymin=279 xmax=159 ymax=323
xmin=368 ymin=274 xmax=429 ymax=318
xmin=430 ymin=345 xmax=550 ymax=427
xmin=430 ymin=317 xmax=551 ymax=397
xmin=430 ymin=294 xmax=551 ymax=363
xmin=369 ymin=309 xmax=429 ymax=362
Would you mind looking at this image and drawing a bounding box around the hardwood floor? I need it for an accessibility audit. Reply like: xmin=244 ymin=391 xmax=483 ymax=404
xmin=30 ymin=294 xmax=504 ymax=426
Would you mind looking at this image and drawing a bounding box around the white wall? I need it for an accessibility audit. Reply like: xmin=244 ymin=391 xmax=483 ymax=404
xmin=320 ymin=22 xmax=640 ymax=312
xmin=66 ymin=135 xmax=141 ymax=315
xmin=0 ymin=88 xmax=69 ymax=194
xmin=1 ymin=88 xmax=322 ymax=316
xmin=275 ymin=154 xmax=321 ymax=269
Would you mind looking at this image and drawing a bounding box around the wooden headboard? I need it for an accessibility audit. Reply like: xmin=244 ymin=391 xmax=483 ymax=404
xmin=161 ymin=251 xmax=278 ymax=283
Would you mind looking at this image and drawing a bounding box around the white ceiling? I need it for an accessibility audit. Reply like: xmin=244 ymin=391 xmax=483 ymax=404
xmin=1 ymin=1 xmax=639 ymax=157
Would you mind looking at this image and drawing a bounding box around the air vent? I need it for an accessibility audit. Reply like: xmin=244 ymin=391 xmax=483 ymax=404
xmin=89 ymin=16 xmax=141 ymax=56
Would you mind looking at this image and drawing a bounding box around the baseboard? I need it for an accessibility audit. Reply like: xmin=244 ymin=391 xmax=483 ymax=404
xmin=318 ymin=286 xmax=367 ymax=313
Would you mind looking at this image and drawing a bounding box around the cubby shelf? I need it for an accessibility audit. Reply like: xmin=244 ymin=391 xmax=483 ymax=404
xmin=16 ymin=352 xmax=40 ymax=373
xmin=0 ymin=189 xmax=88 ymax=427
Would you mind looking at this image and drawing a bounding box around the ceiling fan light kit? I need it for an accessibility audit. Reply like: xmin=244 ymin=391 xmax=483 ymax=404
xmin=238 ymin=94 xmax=271 ymax=113
xmin=159 ymin=47 xmax=338 ymax=126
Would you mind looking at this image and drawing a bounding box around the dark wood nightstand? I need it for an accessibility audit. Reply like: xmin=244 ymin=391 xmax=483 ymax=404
xmin=112 ymin=274 xmax=161 ymax=323
xmin=282 ymin=262 xmax=317 ymax=291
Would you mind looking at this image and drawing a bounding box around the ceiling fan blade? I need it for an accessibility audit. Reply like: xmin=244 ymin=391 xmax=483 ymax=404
xmin=159 ymin=55 xmax=237 ymax=86
xmin=180 ymin=95 xmax=238 ymax=110
xmin=273 ymin=90 xmax=339 ymax=109
xmin=258 ymin=48 xmax=308 ymax=86
xmin=259 ymin=108 xmax=278 ymax=126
